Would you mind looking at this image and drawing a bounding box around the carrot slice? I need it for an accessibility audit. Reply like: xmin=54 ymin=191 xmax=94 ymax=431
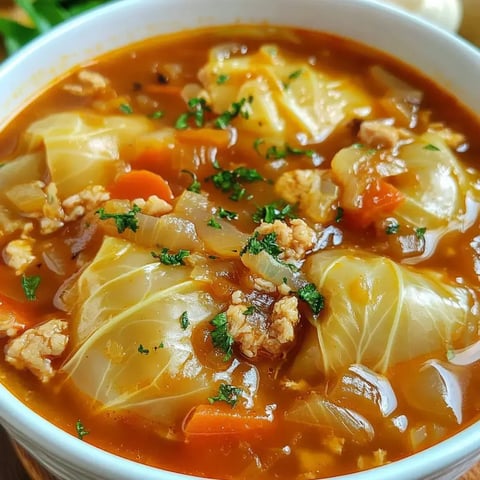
xmin=0 ymin=293 xmax=32 ymax=333
xmin=347 ymin=178 xmax=404 ymax=228
xmin=183 ymin=404 xmax=274 ymax=438
xmin=108 ymin=170 xmax=174 ymax=202
xmin=131 ymin=147 xmax=173 ymax=174
xmin=175 ymin=128 xmax=231 ymax=149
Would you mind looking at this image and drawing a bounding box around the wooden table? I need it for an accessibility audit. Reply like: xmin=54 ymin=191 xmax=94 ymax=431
xmin=0 ymin=1 xmax=479 ymax=479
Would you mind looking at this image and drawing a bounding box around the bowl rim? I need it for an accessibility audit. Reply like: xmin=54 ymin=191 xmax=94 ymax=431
xmin=0 ymin=0 xmax=479 ymax=479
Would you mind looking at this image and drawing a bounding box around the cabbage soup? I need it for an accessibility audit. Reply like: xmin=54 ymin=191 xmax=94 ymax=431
xmin=0 ymin=25 xmax=479 ymax=479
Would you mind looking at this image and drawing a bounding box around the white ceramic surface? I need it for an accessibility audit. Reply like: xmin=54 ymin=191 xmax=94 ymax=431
xmin=0 ymin=1 xmax=479 ymax=479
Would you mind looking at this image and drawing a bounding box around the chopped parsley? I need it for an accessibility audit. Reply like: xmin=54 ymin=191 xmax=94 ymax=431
xmin=260 ymin=143 xmax=314 ymax=160
xmin=151 ymin=247 xmax=190 ymax=265
xmin=283 ymin=68 xmax=303 ymax=89
xmin=119 ymin=103 xmax=133 ymax=115
xmin=218 ymin=207 xmax=238 ymax=220
xmin=210 ymin=312 xmax=234 ymax=361
xmin=214 ymin=96 xmax=253 ymax=129
xmin=154 ymin=342 xmax=165 ymax=350
xmin=253 ymin=201 xmax=296 ymax=223
xmin=207 ymin=217 xmax=222 ymax=229
xmin=385 ymin=219 xmax=400 ymax=235
xmin=149 ymin=110 xmax=164 ymax=119
xmin=137 ymin=344 xmax=150 ymax=355
xmin=423 ymin=143 xmax=441 ymax=151
xmin=181 ymin=169 xmax=201 ymax=193
xmin=415 ymin=227 xmax=427 ymax=240
xmin=96 ymin=204 xmax=141 ymax=234
xmin=180 ymin=311 xmax=190 ymax=330
xmin=216 ymin=74 xmax=229 ymax=85
xmin=297 ymin=283 xmax=324 ymax=315
xmin=243 ymin=305 xmax=256 ymax=316
xmin=240 ymin=231 xmax=283 ymax=258
xmin=75 ymin=420 xmax=89 ymax=441
xmin=175 ymin=97 xmax=210 ymax=129
xmin=208 ymin=383 xmax=243 ymax=407
xmin=253 ymin=138 xmax=265 ymax=154
xmin=207 ymin=164 xmax=264 ymax=201
xmin=21 ymin=274 xmax=41 ymax=301
xmin=335 ymin=206 xmax=344 ymax=223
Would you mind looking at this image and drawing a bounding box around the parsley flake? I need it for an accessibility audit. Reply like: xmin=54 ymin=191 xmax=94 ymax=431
xmin=181 ymin=169 xmax=201 ymax=193
xmin=240 ymin=231 xmax=283 ymax=258
xmin=218 ymin=207 xmax=238 ymax=220
xmin=208 ymin=383 xmax=243 ymax=407
xmin=210 ymin=312 xmax=234 ymax=361
xmin=264 ymin=144 xmax=314 ymax=160
xmin=175 ymin=97 xmax=210 ymax=129
xmin=297 ymin=283 xmax=324 ymax=315
xmin=335 ymin=207 xmax=344 ymax=223
xmin=119 ymin=103 xmax=133 ymax=115
xmin=138 ymin=344 xmax=150 ymax=355
xmin=424 ymin=143 xmax=441 ymax=151
xmin=21 ymin=275 xmax=41 ymax=301
xmin=253 ymin=202 xmax=296 ymax=223
xmin=207 ymin=217 xmax=222 ymax=229
xmin=214 ymin=96 xmax=253 ymax=129
xmin=75 ymin=420 xmax=89 ymax=440
xmin=216 ymin=74 xmax=229 ymax=85
xmin=96 ymin=204 xmax=141 ymax=234
xmin=243 ymin=306 xmax=256 ymax=316
xmin=151 ymin=248 xmax=190 ymax=265
xmin=180 ymin=311 xmax=190 ymax=330
xmin=415 ymin=227 xmax=427 ymax=240
xmin=385 ymin=219 xmax=400 ymax=235
xmin=149 ymin=110 xmax=164 ymax=119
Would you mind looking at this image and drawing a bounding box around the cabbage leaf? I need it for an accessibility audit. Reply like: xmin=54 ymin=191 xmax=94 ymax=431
xmin=62 ymin=236 xmax=227 ymax=430
xmin=26 ymin=112 xmax=153 ymax=198
xmin=199 ymin=44 xmax=372 ymax=145
xmin=300 ymin=249 xmax=479 ymax=375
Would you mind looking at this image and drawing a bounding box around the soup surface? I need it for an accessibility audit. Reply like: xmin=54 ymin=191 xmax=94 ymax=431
xmin=0 ymin=25 xmax=479 ymax=479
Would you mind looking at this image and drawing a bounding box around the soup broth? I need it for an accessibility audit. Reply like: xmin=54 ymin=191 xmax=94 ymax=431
xmin=0 ymin=25 xmax=479 ymax=479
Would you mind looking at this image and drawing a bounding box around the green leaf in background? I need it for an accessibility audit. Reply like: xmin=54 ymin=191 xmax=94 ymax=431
xmin=0 ymin=0 xmax=111 ymax=57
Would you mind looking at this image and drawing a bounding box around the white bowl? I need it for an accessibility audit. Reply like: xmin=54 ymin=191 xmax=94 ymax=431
xmin=0 ymin=1 xmax=479 ymax=479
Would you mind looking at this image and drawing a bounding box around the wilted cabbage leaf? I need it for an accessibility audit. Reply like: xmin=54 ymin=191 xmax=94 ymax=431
xmin=300 ymin=249 xmax=479 ymax=375
xmin=26 ymin=112 xmax=153 ymax=198
xmin=393 ymin=132 xmax=469 ymax=229
xmin=62 ymin=236 xmax=226 ymax=430
xmin=199 ymin=44 xmax=372 ymax=145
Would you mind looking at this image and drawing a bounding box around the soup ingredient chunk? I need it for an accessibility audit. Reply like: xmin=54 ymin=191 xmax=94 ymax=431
xmin=5 ymin=319 xmax=68 ymax=383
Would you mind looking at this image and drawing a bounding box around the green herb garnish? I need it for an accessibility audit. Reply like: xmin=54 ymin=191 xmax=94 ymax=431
xmin=240 ymin=231 xmax=283 ymax=258
xmin=181 ymin=169 xmax=201 ymax=193
xmin=138 ymin=344 xmax=150 ymax=355
xmin=151 ymin=247 xmax=190 ymax=265
xmin=75 ymin=419 xmax=89 ymax=441
xmin=210 ymin=312 xmax=234 ymax=361
xmin=21 ymin=274 xmax=41 ymax=301
xmin=415 ymin=227 xmax=427 ymax=240
xmin=180 ymin=311 xmax=190 ymax=330
xmin=149 ymin=110 xmax=164 ymax=119
xmin=335 ymin=207 xmax=344 ymax=223
xmin=283 ymin=69 xmax=303 ymax=89
xmin=297 ymin=283 xmax=324 ymax=315
xmin=385 ymin=220 xmax=400 ymax=235
xmin=216 ymin=74 xmax=229 ymax=85
xmin=175 ymin=97 xmax=210 ymax=129
xmin=424 ymin=143 xmax=441 ymax=151
xmin=264 ymin=144 xmax=314 ymax=160
xmin=218 ymin=207 xmax=238 ymax=220
xmin=207 ymin=164 xmax=263 ymax=201
xmin=96 ymin=204 xmax=141 ymax=233
xmin=208 ymin=383 xmax=242 ymax=407
xmin=252 ymin=202 xmax=296 ymax=223
xmin=207 ymin=217 xmax=222 ymax=229
xmin=119 ymin=103 xmax=133 ymax=114
xmin=214 ymin=96 xmax=253 ymax=129
xmin=243 ymin=306 xmax=256 ymax=316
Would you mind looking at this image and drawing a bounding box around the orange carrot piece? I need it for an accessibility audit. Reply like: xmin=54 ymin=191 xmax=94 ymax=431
xmin=0 ymin=293 xmax=32 ymax=332
xmin=347 ymin=178 xmax=404 ymax=228
xmin=108 ymin=170 xmax=174 ymax=202
xmin=131 ymin=147 xmax=173 ymax=174
xmin=175 ymin=128 xmax=231 ymax=149
xmin=183 ymin=404 xmax=274 ymax=438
